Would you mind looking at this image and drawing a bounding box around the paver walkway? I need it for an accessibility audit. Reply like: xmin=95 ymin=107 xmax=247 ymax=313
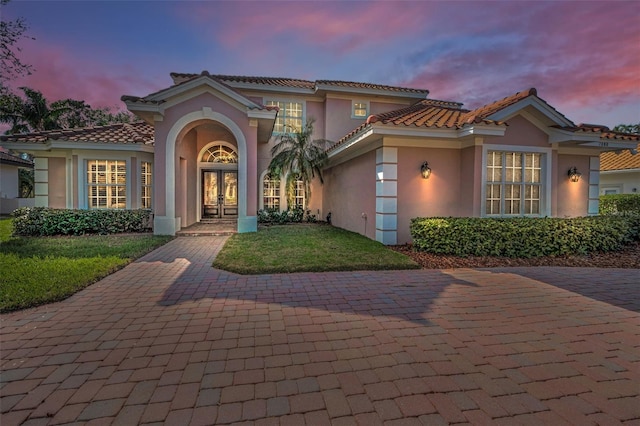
xmin=1 ymin=237 xmax=639 ymax=425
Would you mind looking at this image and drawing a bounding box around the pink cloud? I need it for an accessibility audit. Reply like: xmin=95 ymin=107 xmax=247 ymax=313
xmin=6 ymin=36 xmax=165 ymax=111
xmin=183 ymin=1 xmax=433 ymax=56
xmin=402 ymin=1 xmax=640 ymax=125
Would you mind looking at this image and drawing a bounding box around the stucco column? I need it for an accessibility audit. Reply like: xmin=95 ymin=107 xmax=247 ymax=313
xmin=34 ymin=157 xmax=49 ymax=207
xmin=588 ymin=156 xmax=600 ymax=215
xmin=375 ymin=147 xmax=398 ymax=245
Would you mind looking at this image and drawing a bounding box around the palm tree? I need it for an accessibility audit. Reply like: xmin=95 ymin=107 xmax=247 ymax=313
xmin=0 ymin=87 xmax=72 ymax=133
xmin=268 ymin=118 xmax=331 ymax=209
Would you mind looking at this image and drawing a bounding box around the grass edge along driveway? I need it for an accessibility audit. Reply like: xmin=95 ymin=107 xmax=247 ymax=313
xmin=0 ymin=218 xmax=173 ymax=313
xmin=213 ymin=224 xmax=419 ymax=274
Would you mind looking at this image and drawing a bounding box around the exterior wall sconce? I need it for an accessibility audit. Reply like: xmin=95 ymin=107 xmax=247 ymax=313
xmin=568 ymin=166 xmax=581 ymax=182
xmin=420 ymin=161 xmax=432 ymax=179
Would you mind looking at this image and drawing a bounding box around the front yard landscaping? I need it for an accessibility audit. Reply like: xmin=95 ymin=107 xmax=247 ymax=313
xmin=0 ymin=218 xmax=172 ymax=313
xmin=212 ymin=224 xmax=419 ymax=274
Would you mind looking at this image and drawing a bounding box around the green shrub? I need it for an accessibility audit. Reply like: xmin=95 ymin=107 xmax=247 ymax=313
xmin=11 ymin=207 xmax=153 ymax=236
xmin=410 ymin=216 xmax=640 ymax=258
xmin=257 ymin=207 xmax=315 ymax=224
xmin=599 ymin=194 xmax=640 ymax=216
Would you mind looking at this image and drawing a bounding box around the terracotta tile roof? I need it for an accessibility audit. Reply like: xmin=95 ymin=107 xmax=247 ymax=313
xmin=316 ymin=80 xmax=428 ymax=95
xmin=368 ymin=100 xmax=467 ymax=127
xmin=576 ymin=124 xmax=640 ymax=141
xmin=169 ymin=72 xmax=428 ymax=96
xmin=459 ymin=88 xmax=538 ymax=123
xmin=549 ymin=123 xmax=640 ymax=142
xmin=329 ymin=87 xmax=633 ymax=154
xmin=170 ymin=72 xmax=315 ymax=90
xmin=0 ymin=150 xmax=33 ymax=167
xmin=601 ymin=143 xmax=640 ymax=171
xmin=0 ymin=122 xmax=155 ymax=145
xmin=329 ymin=98 xmax=503 ymax=152
xmin=125 ymin=71 xmax=274 ymax=110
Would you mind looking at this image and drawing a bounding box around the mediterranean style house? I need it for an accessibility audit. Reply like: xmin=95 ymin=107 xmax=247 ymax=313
xmin=1 ymin=71 xmax=639 ymax=244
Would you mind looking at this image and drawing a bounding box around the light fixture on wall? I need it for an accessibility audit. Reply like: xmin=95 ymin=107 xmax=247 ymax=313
xmin=568 ymin=166 xmax=581 ymax=182
xmin=420 ymin=161 xmax=432 ymax=179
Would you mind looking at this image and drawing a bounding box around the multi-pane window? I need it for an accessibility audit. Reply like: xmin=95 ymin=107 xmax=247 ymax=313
xmin=201 ymin=144 xmax=238 ymax=163
xmin=293 ymin=177 xmax=306 ymax=209
xmin=87 ymin=160 xmax=126 ymax=209
xmin=141 ymin=161 xmax=152 ymax=209
xmin=263 ymin=173 xmax=281 ymax=210
xmin=486 ymin=151 xmax=542 ymax=216
xmin=353 ymin=102 xmax=368 ymax=118
xmin=265 ymin=101 xmax=303 ymax=133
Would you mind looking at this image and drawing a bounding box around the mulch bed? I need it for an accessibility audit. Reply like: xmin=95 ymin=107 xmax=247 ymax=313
xmin=389 ymin=242 xmax=640 ymax=269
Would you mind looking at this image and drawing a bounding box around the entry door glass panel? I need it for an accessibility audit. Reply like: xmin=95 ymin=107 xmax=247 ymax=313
xmin=203 ymin=171 xmax=219 ymax=217
xmin=224 ymin=172 xmax=237 ymax=206
xmin=204 ymin=172 xmax=218 ymax=206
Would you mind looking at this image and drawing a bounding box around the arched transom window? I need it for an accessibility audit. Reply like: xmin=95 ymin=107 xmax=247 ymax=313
xmin=201 ymin=144 xmax=238 ymax=164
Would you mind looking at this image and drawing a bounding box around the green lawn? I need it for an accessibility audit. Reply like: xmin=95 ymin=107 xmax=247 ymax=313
xmin=213 ymin=224 xmax=419 ymax=274
xmin=0 ymin=218 xmax=173 ymax=313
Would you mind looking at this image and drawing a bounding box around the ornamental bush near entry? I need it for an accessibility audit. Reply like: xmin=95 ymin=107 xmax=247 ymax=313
xmin=410 ymin=216 xmax=640 ymax=258
xmin=11 ymin=207 xmax=153 ymax=236
xmin=257 ymin=207 xmax=317 ymax=224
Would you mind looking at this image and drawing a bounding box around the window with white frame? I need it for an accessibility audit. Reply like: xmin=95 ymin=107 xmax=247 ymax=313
xmin=486 ymin=151 xmax=542 ymax=216
xmin=263 ymin=173 xmax=281 ymax=210
xmin=201 ymin=144 xmax=238 ymax=163
xmin=293 ymin=176 xmax=306 ymax=209
xmin=141 ymin=161 xmax=152 ymax=209
xmin=265 ymin=101 xmax=303 ymax=133
xmin=352 ymin=101 xmax=368 ymax=118
xmin=87 ymin=160 xmax=127 ymax=209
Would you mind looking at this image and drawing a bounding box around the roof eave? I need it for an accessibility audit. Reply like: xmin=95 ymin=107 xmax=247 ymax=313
xmin=550 ymin=129 xmax=640 ymax=150
xmin=600 ymin=168 xmax=640 ymax=174
xmin=457 ymin=123 xmax=507 ymax=138
xmin=315 ymin=83 xmax=428 ymax=99
xmin=487 ymin=97 xmax=574 ymax=128
xmin=218 ymin=81 xmax=315 ymax=95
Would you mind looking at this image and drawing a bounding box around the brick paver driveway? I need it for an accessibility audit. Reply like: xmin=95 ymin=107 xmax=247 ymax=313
xmin=1 ymin=237 xmax=639 ymax=425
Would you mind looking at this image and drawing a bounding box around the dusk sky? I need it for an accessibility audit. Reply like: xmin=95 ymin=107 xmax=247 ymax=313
xmin=3 ymin=0 xmax=639 ymax=129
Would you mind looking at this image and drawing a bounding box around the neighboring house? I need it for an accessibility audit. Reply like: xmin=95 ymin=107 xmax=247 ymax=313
xmin=1 ymin=71 xmax=638 ymax=244
xmin=0 ymin=149 xmax=34 ymax=215
xmin=599 ymin=142 xmax=640 ymax=195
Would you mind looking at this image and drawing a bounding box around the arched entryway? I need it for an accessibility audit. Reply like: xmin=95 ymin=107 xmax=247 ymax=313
xmin=199 ymin=142 xmax=238 ymax=219
xmin=158 ymin=108 xmax=256 ymax=235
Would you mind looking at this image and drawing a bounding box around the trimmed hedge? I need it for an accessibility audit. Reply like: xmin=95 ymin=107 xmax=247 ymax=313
xmin=257 ymin=207 xmax=317 ymax=224
xmin=599 ymin=194 xmax=640 ymax=216
xmin=11 ymin=207 xmax=153 ymax=236
xmin=410 ymin=216 xmax=640 ymax=258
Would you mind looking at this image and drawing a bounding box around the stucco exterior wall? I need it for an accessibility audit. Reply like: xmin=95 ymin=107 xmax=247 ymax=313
xmin=177 ymin=130 xmax=198 ymax=226
xmin=48 ymin=157 xmax=66 ymax=209
xmin=324 ymin=98 xmax=364 ymax=143
xmin=600 ymin=170 xmax=640 ymax=194
xmin=307 ymin=101 xmax=326 ymax=141
xmin=396 ymin=147 xmax=462 ymax=244
xmin=485 ymin=115 xmax=549 ymax=147
xmin=0 ymin=164 xmax=19 ymax=199
xmin=72 ymin=155 xmax=79 ymax=209
xmin=306 ymin=178 xmax=323 ymax=219
xmin=130 ymin=156 xmax=138 ymax=210
xmin=0 ymin=163 xmax=30 ymax=214
xmin=369 ymin=101 xmax=411 ymax=115
xmin=324 ymin=151 xmax=376 ymax=239
xmin=459 ymin=145 xmax=482 ymax=217
xmin=323 ymin=99 xmax=413 ymax=144
xmin=556 ymin=154 xmax=590 ymax=217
